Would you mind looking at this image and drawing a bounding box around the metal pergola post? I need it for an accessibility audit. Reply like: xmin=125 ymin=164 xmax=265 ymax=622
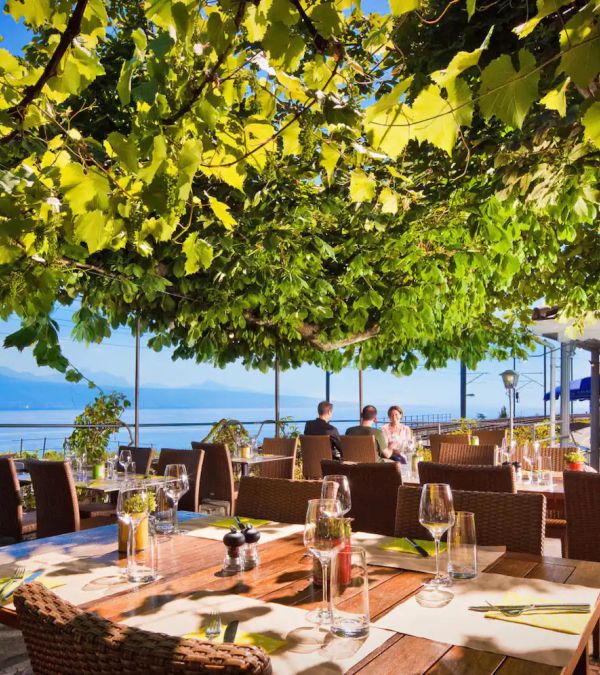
xmin=549 ymin=345 xmax=557 ymax=444
xmin=560 ymin=342 xmax=572 ymax=448
xmin=543 ymin=345 xmax=547 ymax=417
xmin=325 ymin=371 xmax=331 ymax=403
xmin=358 ymin=369 xmax=363 ymax=418
xmin=134 ymin=314 xmax=141 ymax=447
xmin=460 ymin=361 xmax=467 ymax=418
xmin=591 ymin=349 xmax=599 ymax=470
xmin=274 ymin=355 xmax=280 ymax=437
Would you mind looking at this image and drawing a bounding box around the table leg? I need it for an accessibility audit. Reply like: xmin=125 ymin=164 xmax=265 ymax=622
xmin=240 ymin=464 xmax=249 ymax=478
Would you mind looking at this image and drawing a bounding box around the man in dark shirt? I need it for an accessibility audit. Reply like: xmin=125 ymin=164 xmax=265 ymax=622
xmin=304 ymin=401 xmax=342 ymax=459
xmin=346 ymin=405 xmax=390 ymax=459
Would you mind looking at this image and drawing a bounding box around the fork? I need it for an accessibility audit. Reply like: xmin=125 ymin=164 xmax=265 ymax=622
xmin=482 ymin=601 xmax=591 ymax=617
xmin=0 ymin=566 xmax=25 ymax=600
xmin=205 ymin=611 xmax=222 ymax=641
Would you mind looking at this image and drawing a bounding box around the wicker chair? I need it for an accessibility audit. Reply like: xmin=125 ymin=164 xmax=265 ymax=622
xmin=427 ymin=433 xmax=471 ymax=462
xmin=418 ymin=462 xmax=516 ymax=493
xmin=338 ymin=435 xmax=378 ymax=463
xmin=438 ymin=443 xmax=496 ymax=466
xmin=0 ymin=456 xmax=36 ymax=543
xmin=394 ymin=486 xmax=546 ymax=555
xmin=300 ymin=435 xmax=333 ymax=479
xmin=259 ymin=437 xmax=298 ymax=479
xmin=563 ymin=471 xmax=600 ymax=561
xmin=119 ymin=445 xmax=155 ymax=475
xmin=537 ymin=446 xmax=578 ymax=472
xmin=28 ymin=460 xmax=114 ymax=538
xmin=15 ymin=582 xmax=271 ymax=675
xmin=321 ymin=459 xmax=402 ymax=536
xmin=235 ymin=476 xmax=323 ymax=524
xmin=471 ymin=429 xmax=506 ymax=447
xmin=157 ymin=448 xmax=205 ymax=512
xmin=192 ymin=442 xmax=236 ymax=515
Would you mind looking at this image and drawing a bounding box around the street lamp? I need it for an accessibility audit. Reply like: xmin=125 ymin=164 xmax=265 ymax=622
xmin=500 ymin=369 xmax=520 ymax=444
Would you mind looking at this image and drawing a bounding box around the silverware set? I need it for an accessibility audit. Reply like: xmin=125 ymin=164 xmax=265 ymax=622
xmin=0 ymin=568 xmax=45 ymax=602
xmin=469 ymin=602 xmax=591 ymax=617
xmin=204 ymin=612 xmax=239 ymax=643
xmin=0 ymin=566 xmax=25 ymax=600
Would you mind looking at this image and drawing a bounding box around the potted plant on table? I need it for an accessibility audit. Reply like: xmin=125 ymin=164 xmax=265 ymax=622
xmin=565 ymin=449 xmax=586 ymax=471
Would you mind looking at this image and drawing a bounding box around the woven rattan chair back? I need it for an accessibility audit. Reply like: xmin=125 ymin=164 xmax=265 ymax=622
xmin=14 ymin=582 xmax=272 ymax=675
xmin=119 ymin=445 xmax=155 ymax=475
xmin=537 ymin=446 xmax=577 ymax=472
xmin=28 ymin=459 xmax=80 ymax=538
xmin=338 ymin=435 xmax=378 ymax=463
xmin=0 ymin=456 xmax=25 ymax=540
xmin=428 ymin=434 xmax=471 ymax=462
xmin=235 ymin=476 xmax=323 ymax=524
xmin=472 ymin=429 xmax=506 ymax=447
xmin=321 ymin=459 xmax=403 ymax=536
xmin=394 ymin=486 xmax=545 ymax=555
xmin=192 ymin=442 xmax=236 ymax=515
xmin=260 ymin=437 xmax=299 ymax=479
xmin=300 ymin=435 xmax=333 ymax=479
xmin=438 ymin=443 xmax=496 ymax=466
xmin=418 ymin=462 xmax=516 ymax=493
xmin=564 ymin=471 xmax=600 ymax=561
xmin=157 ymin=448 xmax=204 ymax=512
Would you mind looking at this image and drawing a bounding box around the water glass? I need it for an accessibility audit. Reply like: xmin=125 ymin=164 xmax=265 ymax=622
xmin=117 ymin=486 xmax=155 ymax=583
xmin=152 ymin=485 xmax=174 ymax=534
xmin=119 ymin=448 xmax=132 ymax=475
xmin=536 ymin=456 xmax=553 ymax=487
xmin=322 ymin=475 xmax=352 ymax=515
xmin=448 ymin=512 xmax=477 ymax=580
xmin=330 ymin=546 xmax=369 ymax=638
xmin=164 ymin=464 xmax=189 ymax=533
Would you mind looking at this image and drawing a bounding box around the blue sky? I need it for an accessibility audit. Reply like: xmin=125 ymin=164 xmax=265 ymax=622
xmin=0 ymin=8 xmax=592 ymax=420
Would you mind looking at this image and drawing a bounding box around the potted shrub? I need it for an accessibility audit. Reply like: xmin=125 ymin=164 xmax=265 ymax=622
xmin=118 ymin=491 xmax=157 ymax=553
xmin=65 ymin=392 xmax=131 ymax=479
xmin=565 ymin=449 xmax=586 ymax=471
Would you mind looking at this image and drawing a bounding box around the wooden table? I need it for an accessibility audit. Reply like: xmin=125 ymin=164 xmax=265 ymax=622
xmin=1 ymin=521 xmax=599 ymax=673
xmin=231 ymin=453 xmax=291 ymax=477
xmin=17 ymin=472 xmax=164 ymax=493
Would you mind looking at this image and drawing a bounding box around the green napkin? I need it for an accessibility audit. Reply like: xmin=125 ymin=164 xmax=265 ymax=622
xmin=184 ymin=628 xmax=286 ymax=653
xmin=0 ymin=571 xmax=64 ymax=605
xmin=379 ymin=538 xmax=446 ymax=556
xmin=210 ymin=517 xmax=271 ymax=529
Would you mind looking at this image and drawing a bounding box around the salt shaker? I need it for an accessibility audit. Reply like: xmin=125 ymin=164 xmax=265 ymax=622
xmin=223 ymin=527 xmax=245 ymax=574
xmin=242 ymin=525 xmax=261 ymax=569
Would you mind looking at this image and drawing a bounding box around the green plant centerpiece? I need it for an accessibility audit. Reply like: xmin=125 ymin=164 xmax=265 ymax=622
xmin=118 ymin=491 xmax=156 ymax=553
xmin=565 ymin=449 xmax=586 ymax=470
xmin=66 ymin=392 xmax=131 ymax=479
xmin=202 ymin=419 xmax=250 ymax=452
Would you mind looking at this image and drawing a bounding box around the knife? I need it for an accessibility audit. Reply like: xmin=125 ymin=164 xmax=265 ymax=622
xmin=405 ymin=537 xmax=429 ymax=558
xmin=233 ymin=516 xmax=245 ymax=531
xmin=223 ymin=620 xmax=239 ymax=643
xmin=4 ymin=570 xmax=44 ymax=600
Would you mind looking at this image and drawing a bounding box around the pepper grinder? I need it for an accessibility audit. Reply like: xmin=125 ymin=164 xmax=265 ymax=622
xmin=223 ymin=527 xmax=245 ymax=574
xmin=242 ymin=525 xmax=261 ymax=569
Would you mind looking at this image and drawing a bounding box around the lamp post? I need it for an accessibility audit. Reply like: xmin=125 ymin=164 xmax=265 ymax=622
xmin=500 ymin=369 xmax=519 ymax=444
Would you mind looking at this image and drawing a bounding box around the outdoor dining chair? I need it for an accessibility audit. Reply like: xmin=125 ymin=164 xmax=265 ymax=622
xmin=235 ymin=476 xmax=323 ymax=524
xmin=418 ymin=462 xmax=516 ymax=493
xmin=0 ymin=456 xmax=36 ymax=543
xmin=321 ymin=459 xmax=403 ymax=536
xmin=14 ymin=582 xmax=272 ymax=675
xmin=259 ymin=437 xmax=298 ymax=479
xmin=27 ymin=460 xmax=115 ymax=538
xmin=118 ymin=445 xmax=155 ymax=475
xmin=394 ymin=486 xmax=546 ymax=555
xmin=427 ymin=433 xmax=471 ymax=462
xmin=438 ymin=442 xmax=496 ymax=466
xmin=157 ymin=448 xmax=205 ymax=512
xmin=338 ymin=435 xmax=378 ymax=463
xmin=471 ymin=428 xmax=506 ymax=447
xmin=299 ymin=435 xmax=333 ymax=479
xmin=191 ymin=442 xmax=236 ymax=515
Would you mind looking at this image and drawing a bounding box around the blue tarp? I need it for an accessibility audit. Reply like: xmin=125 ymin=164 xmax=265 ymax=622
xmin=544 ymin=376 xmax=600 ymax=402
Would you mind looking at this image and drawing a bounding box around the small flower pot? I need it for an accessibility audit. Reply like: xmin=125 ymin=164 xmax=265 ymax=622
xmin=118 ymin=516 xmax=148 ymax=553
xmin=568 ymin=462 xmax=584 ymax=471
xmin=92 ymin=463 xmax=106 ymax=480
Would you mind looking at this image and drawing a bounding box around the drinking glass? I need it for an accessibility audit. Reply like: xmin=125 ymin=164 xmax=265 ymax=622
xmin=304 ymin=498 xmax=345 ymax=626
xmin=117 ymin=486 xmax=155 ymax=583
xmin=537 ymin=455 xmax=553 ymax=487
xmin=331 ymin=546 xmax=369 ymax=638
xmin=152 ymin=484 xmax=174 ymax=534
xmin=164 ymin=464 xmax=189 ymax=533
xmin=119 ymin=448 xmax=132 ymax=476
xmin=322 ymin=475 xmax=352 ymax=515
xmin=417 ymin=483 xmax=455 ymax=607
xmin=520 ymin=441 xmax=532 ymax=483
xmin=448 ymin=511 xmax=477 ymax=580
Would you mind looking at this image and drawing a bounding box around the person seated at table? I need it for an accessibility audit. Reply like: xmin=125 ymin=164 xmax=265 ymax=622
xmin=381 ymin=405 xmax=414 ymax=464
xmin=304 ymin=401 xmax=342 ymax=460
xmin=346 ymin=405 xmax=390 ymax=460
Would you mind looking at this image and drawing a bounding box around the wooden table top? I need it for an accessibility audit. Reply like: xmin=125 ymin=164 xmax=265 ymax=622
xmin=1 ymin=522 xmax=599 ymax=674
xmin=230 ymin=453 xmax=291 ymax=466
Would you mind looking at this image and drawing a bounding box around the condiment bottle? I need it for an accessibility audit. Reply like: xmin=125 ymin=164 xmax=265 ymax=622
xmin=242 ymin=525 xmax=261 ymax=569
xmin=223 ymin=527 xmax=245 ymax=574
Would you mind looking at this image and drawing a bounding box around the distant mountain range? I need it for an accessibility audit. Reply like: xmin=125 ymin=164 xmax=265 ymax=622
xmin=0 ymin=366 xmax=319 ymax=411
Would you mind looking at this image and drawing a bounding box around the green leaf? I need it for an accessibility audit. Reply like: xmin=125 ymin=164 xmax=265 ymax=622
xmin=3 ymin=324 xmax=38 ymax=350
xmin=583 ymin=102 xmax=600 ymax=149
xmin=106 ymin=132 xmax=139 ymax=172
xmin=412 ymin=85 xmax=459 ymax=154
xmin=60 ymin=165 xmax=110 ymax=215
xmin=308 ymin=3 xmax=343 ymax=38
xmin=117 ymin=60 xmax=134 ymax=105
xmin=540 ymin=78 xmax=570 ymax=117
xmin=177 ymin=139 xmax=203 ymax=200
xmin=365 ymin=103 xmax=413 ymax=159
xmin=182 ymin=232 xmax=213 ymax=274
xmin=350 ymin=170 xmax=376 ymax=202
xmin=431 ymin=28 xmax=493 ymax=87
xmin=208 ymin=197 xmax=236 ymax=229
xmin=466 ymin=0 xmax=476 ymax=20
xmin=321 ymin=142 xmax=341 ymax=182
xmin=139 ymin=135 xmax=168 ymax=184
xmin=390 ymin=0 xmax=418 ymax=16
xmin=379 ymin=187 xmax=398 ymax=214
xmin=558 ymin=3 xmax=600 ymax=88
xmin=479 ymin=49 xmax=540 ymax=129
xmin=74 ymin=211 xmax=120 ymax=253
xmin=7 ymin=0 xmax=51 ymax=27
xmin=280 ymin=118 xmax=302 ymax=155
xmin=514 ymin=0 xmax=572 ymax=38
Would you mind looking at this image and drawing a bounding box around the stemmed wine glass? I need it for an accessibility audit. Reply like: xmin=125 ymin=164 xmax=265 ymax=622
xmin=119 ymin=448 xmax=132 ymax=477
xmin=416 ymin=483 xmax=455 ymax=607
xmin=164 ymin=464 xmax=189 ymax=534
xmin=321 ymin=476 xmax=352 ymax=515
xmin=117 ymin=486 xmax=153 ymax=583
xmin=304 ymin=498 xmax=345 ymax=626
xmin=521 ymin=441 xmax=532 ymax=483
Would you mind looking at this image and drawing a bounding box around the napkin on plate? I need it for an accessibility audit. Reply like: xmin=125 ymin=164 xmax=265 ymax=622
xmin=378 ymin=538 xmax=446 ymax=556
xmin=0 ymin=571 xmax=64 ymax=606
xmin=485 ymin=593 xmax=590 ymax=635
xmin=184 ymin=627 xmax=286 ymax=653
xmin=210 ymin=517 xmax=271 ymax=529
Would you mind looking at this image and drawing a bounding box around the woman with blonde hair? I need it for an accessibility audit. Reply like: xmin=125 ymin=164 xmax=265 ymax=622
xmin=381 ymin=405 xmax=414 ymax=463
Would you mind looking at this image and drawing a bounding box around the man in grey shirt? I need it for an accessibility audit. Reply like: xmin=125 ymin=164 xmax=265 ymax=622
xmin=346 ymin=405 xmax=390 ymax=459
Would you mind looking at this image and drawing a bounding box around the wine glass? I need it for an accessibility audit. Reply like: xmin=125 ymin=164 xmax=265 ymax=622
xmin=117 ymin=486 xmax=153 ymax=582
xmin=321 ymin=476 xmax=352 ymax=515
xmin=304 ymin=498 xmax=345 ymax=626
xmin=521 ymin=441 xmax=532 ymax=483
xmin=164 ymin=464 xmax=189 ymax=533
xmin=417 ymin=483 xmax=455 ymax=607
xmin=119 ymin=448 xmax=132 ymax=477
